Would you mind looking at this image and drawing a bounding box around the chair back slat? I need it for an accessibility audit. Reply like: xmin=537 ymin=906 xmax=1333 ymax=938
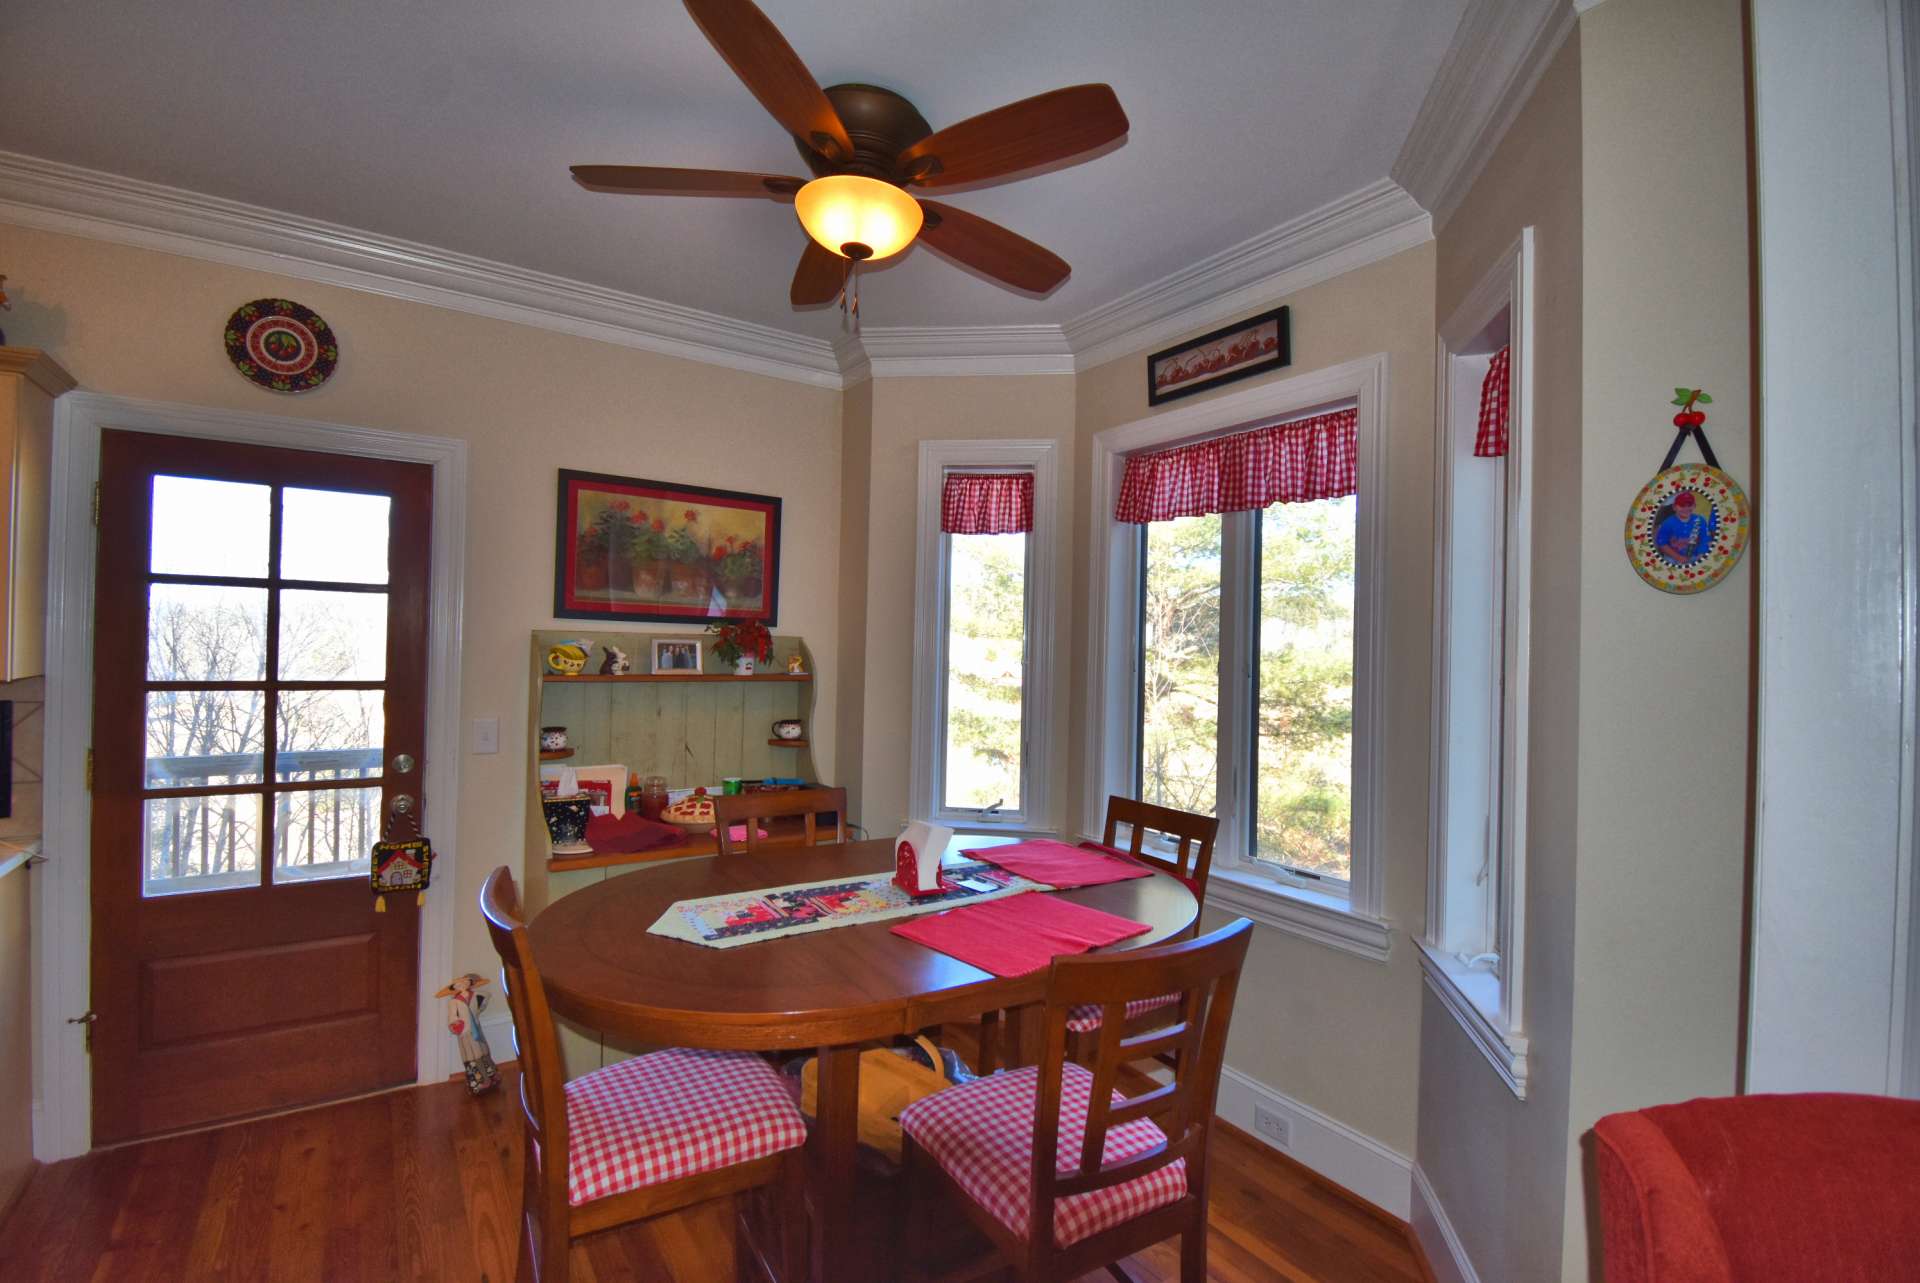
xmin=479 ymin=867 xmax=569 ymax=1164
xmin=1031 ymin=917 xmax=1252 ymax=1244
xmin=1101 ymin=796 xmax=1219 ymax=907
xmin=713 ymin=786 xmax=848 ymax=855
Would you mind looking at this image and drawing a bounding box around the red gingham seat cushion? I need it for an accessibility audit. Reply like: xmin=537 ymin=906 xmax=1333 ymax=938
xmin=565 ymin=1047 xmax=807 ymax=1206
xmin=899 ymin=1063 xmax=1188 ymax=1247
xmin=1064 ymin=991 xmax=1181 ymax=1034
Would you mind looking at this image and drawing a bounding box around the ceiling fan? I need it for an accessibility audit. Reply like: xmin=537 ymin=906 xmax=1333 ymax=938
xmin=570 ymin=0 xmax=1130 ymax=307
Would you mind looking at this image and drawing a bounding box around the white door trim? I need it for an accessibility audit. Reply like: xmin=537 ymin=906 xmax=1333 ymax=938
xmin=34 ymin=391 xmax=468 ymax=1160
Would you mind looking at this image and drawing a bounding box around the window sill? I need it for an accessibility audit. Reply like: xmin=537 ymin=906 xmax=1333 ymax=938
xmin=1415 ymin=939 xmax=1528 ymax=1099
xmin=1203 ymin=867 xmax=1393 ymax=963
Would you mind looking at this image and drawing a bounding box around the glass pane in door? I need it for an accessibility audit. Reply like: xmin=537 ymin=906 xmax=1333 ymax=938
xmin=278 ymin=591 xmax=388 ymax=680
xmin=146 ymin=584 xmax=268 ymax=681
xmin=143 ymin=794 xmax=263 ymax=897
xmin=149 ymin=476 xmax=271 ymax=577
xmin=276 ymin=689 xmax=385 ymax=781
xmin=280 ymin=488 xmax=392 ymax=584
xmin=273 ymin=786 xmax=382 ymax=883
xmin=144 ymin=690 xmax=265 ymax=788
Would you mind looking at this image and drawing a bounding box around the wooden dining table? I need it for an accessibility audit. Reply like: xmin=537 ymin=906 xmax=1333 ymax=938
xmin=527 ymin=832 xmax=1200 ymax=1283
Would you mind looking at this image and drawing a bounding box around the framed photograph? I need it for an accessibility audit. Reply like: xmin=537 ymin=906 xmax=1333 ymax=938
xmin=1146 ymin=305 xmax=1291 ymax=406
xmin=555 ymin=469 xmax=781 ymax=623
xmin=649 ymin=637 xmax=705 ymax=674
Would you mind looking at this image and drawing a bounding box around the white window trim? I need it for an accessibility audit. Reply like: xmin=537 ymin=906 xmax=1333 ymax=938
xmin=909 ymin=439 xmax=1058 ymax=832
xmin=35 ymin=392 xmax=468 ymax=1161
xmin=1422 ymin=227 xmax=1535 ymax=1098
xmin=1082 ymin=353 xmax=1391 ymax=962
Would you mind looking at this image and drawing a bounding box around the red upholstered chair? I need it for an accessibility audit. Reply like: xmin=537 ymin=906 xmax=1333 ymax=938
xmin=1592 ymin=1093 xmax=1920 ymax=1282
xmin=481 ymin=867 xmax=808 ymax=1283
xmin=901 ymin=918 xmax=1252 ymax=1283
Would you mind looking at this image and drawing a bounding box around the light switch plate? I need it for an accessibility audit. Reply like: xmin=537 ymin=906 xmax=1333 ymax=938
xmin=470 ymin=717 xmax=499 ymax=754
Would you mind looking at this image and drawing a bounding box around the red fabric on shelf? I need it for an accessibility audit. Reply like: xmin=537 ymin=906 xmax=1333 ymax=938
xmin=1114 ymin=408 xmax=1356 ymax=523
xmin=1474 ymin=345 xmax=1511 ymax=458
xmin=585 ymin=812 xmax=683 ymax=855
xmin=964 ymin=839 xmax=1153 ymax=889
xmin=942 ymin=472 xmax=1034 ymax=534
xmin=889 ymin=894 xmax=1151 ymax=977
xmin=1593 ymin=1093 xmax=1920 ymax=1283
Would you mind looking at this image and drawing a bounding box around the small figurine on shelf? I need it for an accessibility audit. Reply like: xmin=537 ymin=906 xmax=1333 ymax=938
xmin=437 ymin=973 xmax=501 ymax=1096
xmin=598 ymin=643 xmax=632 ymax=675
xmin=786 ymin=652 xmax=807 ymax=676
xmin=894 ymin=820 xmax=954 ymax=898
xmin=707 ymin=618 xmax=772 ymax=676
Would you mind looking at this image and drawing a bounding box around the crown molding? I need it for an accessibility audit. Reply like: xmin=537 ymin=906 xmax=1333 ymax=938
xmin=0 ymin=150 xmax=845 ymax=389
xmin=854 ymin=324 xmax=1075 ymax=379
xmin=1063 ymin=178 xmax=1432 ymax=371
xmin=1392 ymin=0 xmax=1577 ymax=231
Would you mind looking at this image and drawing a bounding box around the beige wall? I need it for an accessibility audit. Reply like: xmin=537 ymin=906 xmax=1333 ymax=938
xmin=843 ymin=373 xmax=1078 ymax=837
xmin=1418 ymin=2 xmax=1752 ymax=1278
xmin=1421 ymin=29 xmax=1584 ymax=1283
xmin=0 ymin=678 xmax=43 ymax=1216
xmin=1564 ymin=0 xmax=1749 ymax=1271
xmin=0 ymin=223 xmax=844 ymax=987
xmin=1072 ymin=243 xmax=1438 ymax=1155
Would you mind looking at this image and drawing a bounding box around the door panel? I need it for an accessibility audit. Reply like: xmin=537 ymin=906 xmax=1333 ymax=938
xmin=90 ymin=430 xmax=432 ymax=1144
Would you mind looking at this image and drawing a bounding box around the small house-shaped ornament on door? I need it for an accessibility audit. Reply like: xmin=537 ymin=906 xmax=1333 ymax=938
xmin=894 ymin=820 xmax=954 ymax=898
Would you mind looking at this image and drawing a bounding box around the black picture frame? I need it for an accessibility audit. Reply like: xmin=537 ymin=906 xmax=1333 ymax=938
xmin=553 ymin=469 xmax=781 ymax=625
xmin=1146 ymin=305 xmax=1292 ymax=406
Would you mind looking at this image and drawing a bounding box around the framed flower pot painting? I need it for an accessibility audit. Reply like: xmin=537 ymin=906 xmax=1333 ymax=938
xmin=554 ymin=469 xmax=780 ymax=624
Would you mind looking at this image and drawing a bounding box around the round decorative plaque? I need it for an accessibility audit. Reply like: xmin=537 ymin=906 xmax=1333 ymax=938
xmin=1623 ymin=461 xmax=1750 ymax=594
xmin=223 ymin=298 xmax=338 ymax=393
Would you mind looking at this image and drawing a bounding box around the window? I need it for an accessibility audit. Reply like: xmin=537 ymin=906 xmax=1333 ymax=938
xmin=1128 ymin=416 xmax=1360 ymax=895
xmin=1422 ymin=229 xmax=1534 ymax=1097
xmin=912 ymin=441 xmax=1058 ymax=831
xmin=1085 ymin=357 xmax=1389 ymax=960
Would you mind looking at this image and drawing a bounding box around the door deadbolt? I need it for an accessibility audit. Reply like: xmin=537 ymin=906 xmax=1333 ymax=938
xmin=391 ymin=753 xmax=416 ymax=775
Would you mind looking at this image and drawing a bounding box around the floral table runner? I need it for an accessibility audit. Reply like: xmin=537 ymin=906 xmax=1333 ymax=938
xmin=647 ymin=860 xmax=1042 ymax=949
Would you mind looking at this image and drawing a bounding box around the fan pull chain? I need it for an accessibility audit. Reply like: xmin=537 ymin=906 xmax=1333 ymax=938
xmin=839 ymin=261 xmax=860 ymax=333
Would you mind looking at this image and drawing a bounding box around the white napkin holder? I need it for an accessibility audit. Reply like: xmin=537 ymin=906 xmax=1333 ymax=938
xmin=894 ymin=820 xmax=954 ymax=898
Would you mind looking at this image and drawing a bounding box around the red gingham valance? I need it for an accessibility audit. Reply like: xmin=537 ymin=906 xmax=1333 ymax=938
xmin=942 ymin=472 xmax=1034 ymax=535
xmin=1474 ymin=346 xmax=1511 ymax=458
xmin=1113 ymin=408 xmax=1358 ymax=523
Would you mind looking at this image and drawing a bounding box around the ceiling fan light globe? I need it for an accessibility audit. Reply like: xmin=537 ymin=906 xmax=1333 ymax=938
xmin=794 ymin=175 xmax=922 ymax=261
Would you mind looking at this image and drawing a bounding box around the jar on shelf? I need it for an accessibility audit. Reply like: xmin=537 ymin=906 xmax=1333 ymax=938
xmin=640 ymin=775 xmax=669 ymax=822
xmin=540 ymin=726 xmax=569 ymax=752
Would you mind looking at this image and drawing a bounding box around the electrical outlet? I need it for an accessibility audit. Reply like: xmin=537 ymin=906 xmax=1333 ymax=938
xmin=1253 ymin=1105 xmax=1291 ymax=1149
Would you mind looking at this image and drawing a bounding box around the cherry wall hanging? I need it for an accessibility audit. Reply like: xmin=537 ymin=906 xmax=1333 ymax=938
xmin=1624 ymin=388 xmax=1750 ymax=594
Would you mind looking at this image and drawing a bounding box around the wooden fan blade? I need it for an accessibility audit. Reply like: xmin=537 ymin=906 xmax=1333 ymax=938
xmin=918 ymin=201 xmax=1069 ymax=294
xmin=898 ymin=84 xmax=1128 ymax=189
xmin=570 ymin=166 xmax=805 ymax=198
xmin=683 ymin=0 xmax=853 ymax=161
xmin=791 ymin=239 xmax=846 ymax=306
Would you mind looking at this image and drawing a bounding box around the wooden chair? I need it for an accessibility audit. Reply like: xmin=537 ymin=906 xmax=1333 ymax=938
xmin=900 ymin=917 xmax=1253 ymax=1283
xmin=480 ymin=867 xmax=808 ymax=1283
xmin=979 ymin=798 xmax=1219 ymax=1073
xmin=1094 ymin=796 xmax=1218 ymax=907
xmin=713 ymin=785 xmax=847 ymax=855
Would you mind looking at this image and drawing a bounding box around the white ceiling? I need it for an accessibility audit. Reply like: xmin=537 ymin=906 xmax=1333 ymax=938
xmin=0 ymin=0 xmax=1465 ymax=335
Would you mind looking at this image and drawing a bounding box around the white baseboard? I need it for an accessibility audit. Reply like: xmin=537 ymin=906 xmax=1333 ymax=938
xmin=1214 ymin=1064 xmax=1412 ymax=1219
xmin=1410 ymin=1162 xmax=1481 ymax=1283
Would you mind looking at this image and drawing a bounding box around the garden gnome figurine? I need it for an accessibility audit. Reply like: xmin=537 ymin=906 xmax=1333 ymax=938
xmin=438 ymin=973 xmax=501 ymax=1095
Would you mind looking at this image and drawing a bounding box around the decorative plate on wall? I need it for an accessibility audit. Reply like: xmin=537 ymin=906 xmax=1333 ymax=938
xmin=223 ymin=298 xmax=338 ymax=393
xmin=1623 ymin=461 xmax=1750 ymax=594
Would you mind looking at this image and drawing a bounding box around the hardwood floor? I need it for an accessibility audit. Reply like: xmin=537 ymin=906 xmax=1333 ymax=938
xmin=0 ymin=1067 xmax=1430 ymax=1283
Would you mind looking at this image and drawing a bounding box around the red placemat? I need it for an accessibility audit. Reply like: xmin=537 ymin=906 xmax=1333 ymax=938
xmin=890 ymin=893 xmax=1151 ymax=977
xmin=963 ymin=838 xmax=1153 ymax=889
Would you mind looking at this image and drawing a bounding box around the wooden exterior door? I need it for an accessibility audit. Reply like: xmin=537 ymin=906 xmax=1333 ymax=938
xmin=89 ymin=430 xmax=433 ymax=1144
